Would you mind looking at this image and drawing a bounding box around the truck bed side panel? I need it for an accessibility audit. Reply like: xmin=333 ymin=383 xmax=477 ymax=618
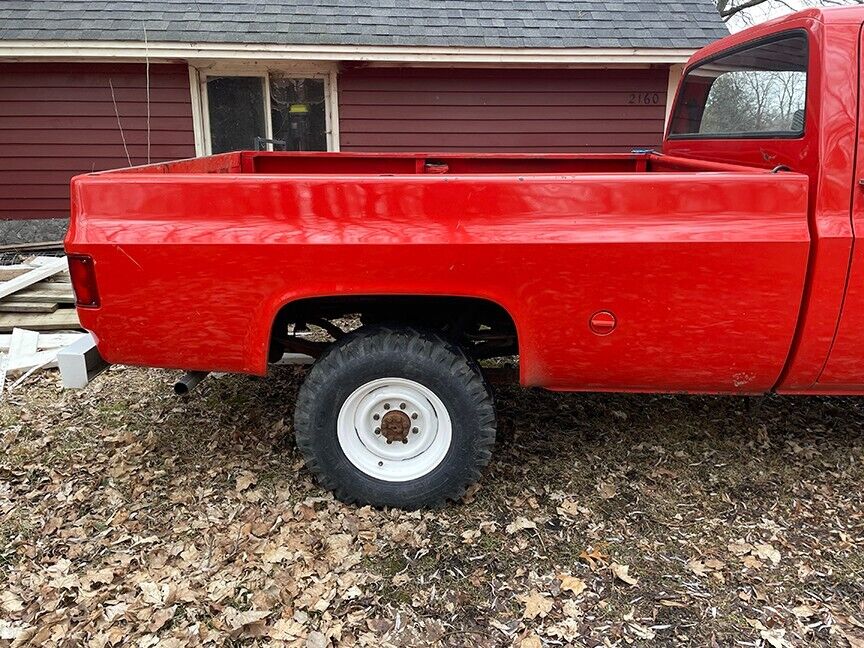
xmin=68 ymin=171 xmax=809 ymax=393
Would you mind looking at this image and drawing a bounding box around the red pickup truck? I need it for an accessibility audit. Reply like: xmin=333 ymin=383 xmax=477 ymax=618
xmin=66 ymin=8 xmax=864 ymax=508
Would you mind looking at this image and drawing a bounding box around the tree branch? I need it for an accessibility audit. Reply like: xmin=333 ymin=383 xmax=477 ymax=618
xmin=718 ymin=0 xmax=772 ymax=20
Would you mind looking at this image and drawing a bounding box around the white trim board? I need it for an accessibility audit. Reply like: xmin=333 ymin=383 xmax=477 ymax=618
xmin=0 ymin=40 xmax=698 ymax=64
xmin=665 ymin=63 xmax=685 ymax=127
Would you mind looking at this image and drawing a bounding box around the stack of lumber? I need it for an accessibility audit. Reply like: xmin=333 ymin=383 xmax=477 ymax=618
xmin=0 ymin=256 xmax=81 ymax=332
xmin=0 ymin=328 xmax=86 ymax=392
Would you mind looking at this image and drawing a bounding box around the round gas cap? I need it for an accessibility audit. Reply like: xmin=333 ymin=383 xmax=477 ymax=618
xmin=589 ymin=310 xmax=617 ymax=335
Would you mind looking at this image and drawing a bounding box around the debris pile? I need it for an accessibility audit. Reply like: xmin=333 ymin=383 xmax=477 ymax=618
xmin=0 ymin=256 xmax=85 ymax=392
xmin=0 ymin=255 xmax=80 ymax=331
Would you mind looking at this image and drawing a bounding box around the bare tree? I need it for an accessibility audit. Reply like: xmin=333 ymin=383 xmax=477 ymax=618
xmin=716 ymin=0 xmax=863 ymax=24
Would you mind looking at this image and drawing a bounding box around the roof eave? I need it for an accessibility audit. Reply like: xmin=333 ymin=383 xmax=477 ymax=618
xmin=0 ymin=40 xmax=701 ymax=64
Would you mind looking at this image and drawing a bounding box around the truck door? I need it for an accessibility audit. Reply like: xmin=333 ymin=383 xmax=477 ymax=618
xmin=813 ymin=21 xmax=864 ymax=390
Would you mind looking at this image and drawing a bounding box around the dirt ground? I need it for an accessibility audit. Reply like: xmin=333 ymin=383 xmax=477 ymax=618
xmin=1 ymin=365 xmax=863 ymax=647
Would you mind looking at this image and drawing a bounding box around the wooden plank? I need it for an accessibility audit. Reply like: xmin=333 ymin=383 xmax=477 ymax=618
xmin=0 ymin=309 xmax=81 ymax=332
xmin=0 ymin=302 xmax=58 ymax=313
xmin=0 ymin=266 xmax=70 ymax=282
xmin=0 ymin=240 xmax=63 ymax=253
xmin=4 ymin=283 xmax=74 ymax=303
xmin=0 ymin=332 xmax=84 ymax=351
xmin=0 ymin=265 xmax=31 ymax=281
xmin=0 ymin=257 xmax=66 ymax=300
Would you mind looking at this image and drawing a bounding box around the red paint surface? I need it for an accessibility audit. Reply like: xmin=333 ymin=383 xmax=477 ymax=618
xmin=0 ymin=63 xmax=194 ymax=220
xmin=339 ymin=68 xmax=668 ymax=152
xmin=65 ymin=7 xmax=864 ymax=395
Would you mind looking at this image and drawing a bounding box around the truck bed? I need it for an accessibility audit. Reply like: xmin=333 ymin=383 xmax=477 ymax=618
xmin=68 ymin=151 xmax=810 ymax=393
xmin=100 ymin=150 xmax=769 ymax=177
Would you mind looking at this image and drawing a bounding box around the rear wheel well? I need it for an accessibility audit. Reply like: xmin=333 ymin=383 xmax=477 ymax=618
xmin=269 ymin=295 xmax=518 ymax=363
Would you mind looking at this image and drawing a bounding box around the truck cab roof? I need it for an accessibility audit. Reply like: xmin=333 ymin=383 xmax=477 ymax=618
xmin=689 ymin=6 xmax=864 ymax=67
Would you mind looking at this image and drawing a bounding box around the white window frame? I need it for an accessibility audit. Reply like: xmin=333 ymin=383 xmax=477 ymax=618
xmin=189 ymin=62 xmax=340 ymax=156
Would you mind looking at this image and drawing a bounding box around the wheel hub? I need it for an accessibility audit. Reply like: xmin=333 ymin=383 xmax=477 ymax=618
xmin=380 ymin=410 xmax=411 ymax=444
xmin=337 ymin=377 xmax=453 ymax=482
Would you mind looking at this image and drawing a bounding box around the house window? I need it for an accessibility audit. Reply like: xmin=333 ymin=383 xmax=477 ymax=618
xmin=201 ymin=71 xmax=334 ymax=154
xmin=206 ymin=77 xmax=266 ymax=154
xmin=270 ymin=76 xmax=328 ymax=152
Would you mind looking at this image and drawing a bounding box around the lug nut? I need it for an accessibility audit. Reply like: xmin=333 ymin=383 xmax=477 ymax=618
xmin=400 ymin=402 xmax=406 ymax=409
xmin=373 ymin=413 xmax=380 ymax=420
xmin=374 ymin=427 xmax=380 ymax=434
xmin=411 ymin=413 xmax=418 ymax=420
xmin=386 ymin=440 xmax=392 ymax=445
xmin=402 ymin=439 xmax=408 ymax=444
xmin=412 ymin=427 xmax=419 ymax=434
xmin=384 ymin=403 xmax=390 ymax=410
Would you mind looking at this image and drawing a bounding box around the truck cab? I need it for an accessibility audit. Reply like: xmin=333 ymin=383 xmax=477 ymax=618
xmin=665 ymin=7 xmax=864 ymax=393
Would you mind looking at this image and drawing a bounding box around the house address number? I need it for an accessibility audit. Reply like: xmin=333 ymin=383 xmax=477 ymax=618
xmin=627 ymin=92 xmax=661 ymax=105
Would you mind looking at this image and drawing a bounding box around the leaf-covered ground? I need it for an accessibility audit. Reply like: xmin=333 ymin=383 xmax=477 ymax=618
xmin=1 ymin=366 xmax=863 ymax=647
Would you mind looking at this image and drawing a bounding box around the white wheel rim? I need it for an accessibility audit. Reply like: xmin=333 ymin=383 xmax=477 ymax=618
xmin=337 ymin=377 xmax=452 ymax=482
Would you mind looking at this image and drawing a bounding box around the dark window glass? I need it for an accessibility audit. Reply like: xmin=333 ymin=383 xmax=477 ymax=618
xmin=270 ymin=76 xmax=327 ymax=151
xmin=669 ymin=33 xmax=807 ymax=139
xmin=206 ymin=76 xmax=266 ymax=153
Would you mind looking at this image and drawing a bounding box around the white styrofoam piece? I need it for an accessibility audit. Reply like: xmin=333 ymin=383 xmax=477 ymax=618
xmin=58 ymin=332 xmax=109 ymax=389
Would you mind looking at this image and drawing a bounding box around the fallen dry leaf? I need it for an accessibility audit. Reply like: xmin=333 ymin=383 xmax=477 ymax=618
xmin=579 ymin=547 xmax=609 ymax=571
xmin=519 ymin=634 xmax=542 ymax=648
xmin=792 ymin=604 xmax=817 ymax=618
xmin=727 ymin=541 xmax=753 ymax=556
xmin=518 ymin=590 xmax=554 ymax=619
xmin=235 ymin=472 xmax=257 ymax=491
xmin=760 ymin=627 xmax=791 ymax=648
xmin=0 ymin=593 xmax=24 ymax=613
xmin=269 ymin=618 xmax=306 ymax=641
xmin=558 ymin=574 xmax=587 ymax=596
xmin=611 ymin=563 xmax=638 ymax=586
xmin=305 ymin=630 xmax=328 ymax=648
xmin=557 ymin=499 xmax=580 ymax=516
xmin=597 ymin=481 xmax=618 ymax=499
xmin=148 ymin=606 xmax=176 ymax=633
xmin=138 ymin=582 xmax=169 ymax=607
xmin=461 ymin=529 xmax=481 ymax=544
xmin=753 ymin=543 xmax=781 ymax=565
xmin=688 ymin=559 xmax=710 ymax=577
xmin=505 ymin=517 xmax=537 ymax=534
xmin=224 ymin=608 xmax=271 ymax=630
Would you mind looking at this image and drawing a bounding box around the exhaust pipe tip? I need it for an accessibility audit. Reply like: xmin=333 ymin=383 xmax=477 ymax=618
xmin=174 ymin=371 xmax=208 ymax=395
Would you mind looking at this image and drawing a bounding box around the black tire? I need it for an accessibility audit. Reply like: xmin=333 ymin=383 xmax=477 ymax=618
xmin=294 ymin=326 xmax=496 ymax=509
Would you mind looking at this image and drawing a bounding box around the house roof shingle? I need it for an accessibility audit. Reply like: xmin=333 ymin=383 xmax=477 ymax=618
xmin=0 ymin=1 xmax=728 ymax=50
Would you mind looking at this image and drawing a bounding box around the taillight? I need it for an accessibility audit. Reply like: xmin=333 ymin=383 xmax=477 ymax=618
xmin=68 ymin=254 xmax=100 ymax=308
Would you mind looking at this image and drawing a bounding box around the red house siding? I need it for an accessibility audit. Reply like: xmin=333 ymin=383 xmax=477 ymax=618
xmin=0 ymin=63 xmax=194 ymax=221
xmin=338 ymin=68 xmax=668 ymax=152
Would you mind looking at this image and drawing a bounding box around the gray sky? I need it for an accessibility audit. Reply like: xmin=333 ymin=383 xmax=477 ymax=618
xmin=727 ymin=0 xmax=861 ymax=32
